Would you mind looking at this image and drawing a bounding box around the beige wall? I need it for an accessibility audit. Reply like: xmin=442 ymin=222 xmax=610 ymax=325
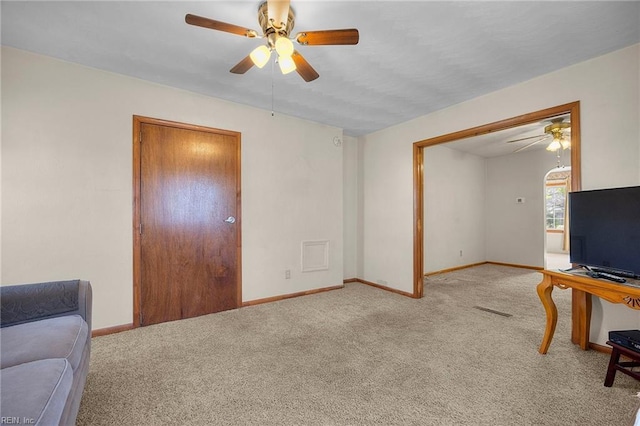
xmin=342 ymin=135 xmax=359 ymax=279
xmin=1 ymin=47 xmax=344 ymax=330
xmin=485 ymin=148 xmax=562 ymax=267
xmin=360 ymin=43 xmax=640 ymax=345
xmin=423 ymin=145 xmax=486 ymax=272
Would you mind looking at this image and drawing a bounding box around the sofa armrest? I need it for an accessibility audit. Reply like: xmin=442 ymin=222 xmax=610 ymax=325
xmin=1 ymin=280 xmax=92 ymax=331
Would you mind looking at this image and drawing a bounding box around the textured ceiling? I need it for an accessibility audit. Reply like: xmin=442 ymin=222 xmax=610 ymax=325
xmin=2 ymin=1 xmax=639 ymax=139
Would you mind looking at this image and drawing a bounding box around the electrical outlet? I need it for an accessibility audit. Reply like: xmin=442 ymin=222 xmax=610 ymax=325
xmin=285 ymin=269 xmax=291 ymax=279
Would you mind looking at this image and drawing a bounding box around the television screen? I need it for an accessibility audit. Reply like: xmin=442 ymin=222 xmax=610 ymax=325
xmin=569 ymin=186 xmax=640 ymax=278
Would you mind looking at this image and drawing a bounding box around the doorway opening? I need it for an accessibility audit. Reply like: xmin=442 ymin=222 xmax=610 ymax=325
xmin=544 ymin=166 xmax=572 ymax=271
xmin=413 ymin=101 xmax=581 ymax=297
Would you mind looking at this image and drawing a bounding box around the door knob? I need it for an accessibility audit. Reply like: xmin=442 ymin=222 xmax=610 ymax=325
xmin=224 ymin=216 xmax=236 ymax=224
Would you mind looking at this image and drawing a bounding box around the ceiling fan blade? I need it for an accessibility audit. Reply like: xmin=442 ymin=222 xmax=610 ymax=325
xmin=230 ymin=55 xmax=255 ymax=74
xmin=505 ymin=134 xmax=546 ymax=144
xmin=295 ymin=29 xmax=360 ymax=46
xmin=267 ymin=0 xmax=290 ymax=30
xmin=185 ymin=14 xmax=258 ymax=38
xmin=292 ymin=51 xmax=319 ymax=82
xmin=513 ymin=136 xmax=549 ymax=153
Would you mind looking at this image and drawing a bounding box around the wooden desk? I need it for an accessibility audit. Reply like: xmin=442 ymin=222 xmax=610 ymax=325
xmin=537 ymin=270 xmax=640 ymax=354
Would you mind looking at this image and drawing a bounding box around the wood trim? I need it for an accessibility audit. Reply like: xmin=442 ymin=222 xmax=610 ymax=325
xmin=590 ymin=342 xmax=640 ymax=362
xmin=546 ymin=229 xmax=564 ymax=234
xmin=413 ymin=101 xmax=581 ymax=302
xmin=133 ymin=117 xmax=142 ymax=327
xmin=569 ymin=102 xmax=582 ymax=192
xmin=235 ymin=132 xmax=243 ymax=309
xmin=356 ymin=278 xmax=417 ymax=298
xmin=414 ymin=102 xmax=581 ymax=149
xmin=343 ymin=278 xmax=359 ymax=283
xmin=92 ymin=323 xmax=134 ymax=338
xmin=589 ymin=342 xmax=612 ymax=354
xmin=425 ymin=261 xmax=540 ymax=277
xmin=413 ymin=144 xmax=424 ymax=298
xmin=486 ymin=261 xmax=543 ymax=271
xmin=132 ymin=115 xmax=242 ymax=328
xmin=424 ymin=262 xmax=488 ymax=276
xmin=242 ymin=285 xmax=344 ymax=307
xmin=133 ymin=115 xmax=241 ymax=137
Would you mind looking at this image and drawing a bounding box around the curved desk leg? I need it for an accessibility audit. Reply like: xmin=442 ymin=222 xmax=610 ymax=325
xmin=537 ymin=274 xmax=557 ymax=354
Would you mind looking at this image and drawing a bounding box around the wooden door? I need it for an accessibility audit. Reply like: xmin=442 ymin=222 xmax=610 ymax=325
xmin=134 ymin=117 xmax=241 ymax=326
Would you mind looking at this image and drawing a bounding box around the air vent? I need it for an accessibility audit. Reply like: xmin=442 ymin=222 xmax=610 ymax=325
xmin=473 ymin=306 xmax=512 ymax=317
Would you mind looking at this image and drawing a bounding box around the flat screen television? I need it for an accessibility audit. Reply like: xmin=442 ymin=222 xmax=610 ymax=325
xmin=569 ymin=185 xmax=640 ymax=279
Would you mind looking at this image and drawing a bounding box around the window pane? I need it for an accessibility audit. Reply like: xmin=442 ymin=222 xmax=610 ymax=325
xmin=546 ymin=185 xmax=566 ymax=230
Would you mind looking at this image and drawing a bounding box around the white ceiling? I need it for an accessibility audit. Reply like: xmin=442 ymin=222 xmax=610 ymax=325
xmin=2 ymin=1 xmax=639 ymax=143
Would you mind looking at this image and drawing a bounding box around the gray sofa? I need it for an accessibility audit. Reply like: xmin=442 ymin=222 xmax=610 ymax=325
xmin=0 ymin=280 xmax=92 ymax=426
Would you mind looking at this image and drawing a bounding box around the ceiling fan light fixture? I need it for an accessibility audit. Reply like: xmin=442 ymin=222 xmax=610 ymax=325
xmin=546 ymin=138 xmax=562 ymax=152
xmin=278 ymin=55 xmax=296 ymax=74
xmin=250 ymin=45 xmax=271 ymax=68
xmin=275 ymin=37 xmax=294 ymax=57
xmin=186 ymin=1 xmax=358 ymax=82
xmin=560 ymin=138 xmax=571 ymax=150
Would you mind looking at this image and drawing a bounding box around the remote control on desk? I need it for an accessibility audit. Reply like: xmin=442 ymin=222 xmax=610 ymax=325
xmin=589 ymin=266 xmax=637 ymax=279
xmin=586 ymin=271 xmax=627 ymax=283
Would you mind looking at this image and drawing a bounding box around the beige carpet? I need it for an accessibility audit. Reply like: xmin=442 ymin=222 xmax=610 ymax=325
xmin=77 ymin=264 xmax=640 ymax=425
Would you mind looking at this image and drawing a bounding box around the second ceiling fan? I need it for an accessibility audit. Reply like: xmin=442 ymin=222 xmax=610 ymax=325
xmin=506 ymin=118 xmax=571 ymax=153
xmin=186 ymin=0 xmax=359 ymax=82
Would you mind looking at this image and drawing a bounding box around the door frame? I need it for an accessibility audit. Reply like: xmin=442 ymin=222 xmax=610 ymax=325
xmin=132 ymin=115 xmax=242 ymax=328
xmin=413 ymin=101 xmax=581 ymax=298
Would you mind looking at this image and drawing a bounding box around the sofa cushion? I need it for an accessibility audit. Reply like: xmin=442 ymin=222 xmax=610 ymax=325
xmin=0 ymin=358 xmax=73 ymax=426
xmin=0 ymin=315 xmax=88 ymax=370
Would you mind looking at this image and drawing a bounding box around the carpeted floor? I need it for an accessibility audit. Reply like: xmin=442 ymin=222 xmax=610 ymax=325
xmin=77 ymin=264 xmax=640 ymax=425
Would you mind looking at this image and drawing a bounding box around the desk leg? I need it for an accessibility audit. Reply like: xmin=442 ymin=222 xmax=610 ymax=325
xmin=572 ymin=289 xmax=592 ymax=350
xmin=537 ymin=274 xmax=557 ymax=354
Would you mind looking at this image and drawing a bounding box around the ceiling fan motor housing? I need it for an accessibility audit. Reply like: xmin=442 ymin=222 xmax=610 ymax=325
xmin=544 ymin=121 xmax=571 ymax=139
xmin=258 ymin=1 xmax=295 ymax=39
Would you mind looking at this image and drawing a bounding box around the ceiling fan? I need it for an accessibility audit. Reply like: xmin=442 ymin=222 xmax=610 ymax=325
xmin=506 ymin=118 xmax=571 ymax=153
xmin=185 ymin=0 xmax=359 ymax=82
